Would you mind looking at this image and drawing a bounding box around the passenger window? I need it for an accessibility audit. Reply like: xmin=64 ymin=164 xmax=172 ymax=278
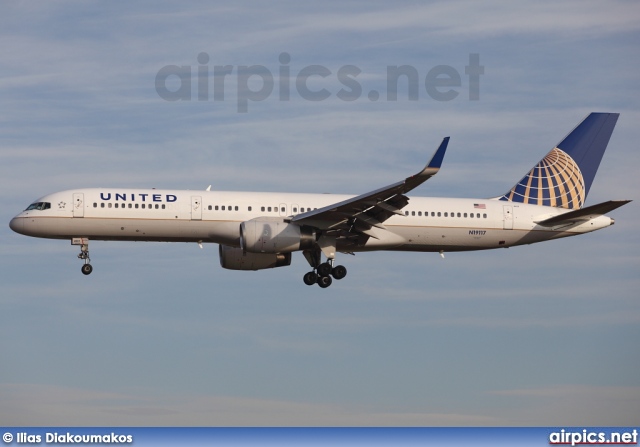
xmin=470 ymin=213 xmax=474 ymax=218
xmin=115 ymin=203 xmax=119 ymax=208
xmin=457 ymin=213 xmax=461 ymax=217
xmin=444 ymin=212 xmax=448 ymax=217
xmin=93 ymin=203 xmax=97 ymax=208
xmin=268 ymin=207 xmax=272 ymax=212
xmin=155 ymin=204 xmax=159 ymax=209
xmin=128 ymin=204 xmax=132 ymax=208
xmin=464 ymin=213 xmax=467 ymax=217
xmin=235 ymin=206 xmax=239 ymax=211
xmin=483 ymin=213 xmax=487 ymax=218
xmin=162 ymin=204 xmax=165 ymax=209
xmin=135 ymin=204 xmax=139 ymax=209
xmin=281 ymin=207 xmax=285 ymax=212
xmin=208 ymin=205 xmax=212 ymax=210
xmin=142 ymin=204 xmax=145 ymax=209
xmin=108 ymin=203 xmax=112 ymax=208
xmin=437 ymin=212 xmax=441 ymax=217
xmin=222 ymin=206 xmax=225 ymax=211
xmin=261 ymin=206 xmax=265 ymax=212
xmin=101 ymin=203 xmax=105 ymax=208
xmin=301 ymin=207 xmax=305 ymax=212
xmin=477 ymin=213 xmax=480 ymax=218
xmin=293 ymin=207 xmax=297 ymax=213
xmin=405 ymin=211 xmax=409 ymax=216
xmin=418 ymin=211 xmax=422 ymax=216
xmin=248 ymin=206 xmax=252 ymax=211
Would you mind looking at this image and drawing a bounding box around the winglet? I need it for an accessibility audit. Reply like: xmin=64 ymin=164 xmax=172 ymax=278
xmin=403 ymin=137 xmax=449 ymax=192
xmin=426 ymin=136 xmax=449 ymax=170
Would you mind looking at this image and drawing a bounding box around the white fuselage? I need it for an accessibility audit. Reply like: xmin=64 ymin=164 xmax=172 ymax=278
xmin=9 ymin=188 xmax=614 ymax=253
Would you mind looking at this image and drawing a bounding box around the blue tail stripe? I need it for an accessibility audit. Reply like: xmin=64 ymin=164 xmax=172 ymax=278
xmin=556 ymin=112 xmax=619 ymax=197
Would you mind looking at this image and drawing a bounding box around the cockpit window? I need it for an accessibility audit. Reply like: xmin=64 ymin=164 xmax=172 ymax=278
xmin=25 ymin=202 xmax=51 ymax=211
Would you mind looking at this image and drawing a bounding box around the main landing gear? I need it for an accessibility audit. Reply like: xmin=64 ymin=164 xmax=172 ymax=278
xmin=73 ymin=238 xmax=93 ymax=275
xmin=302 ymin=255 xmax=347 ymax=289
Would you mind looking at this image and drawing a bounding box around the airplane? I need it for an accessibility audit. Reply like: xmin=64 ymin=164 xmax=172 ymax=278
xmin=9 ymin=112 xmax=630 ymax=288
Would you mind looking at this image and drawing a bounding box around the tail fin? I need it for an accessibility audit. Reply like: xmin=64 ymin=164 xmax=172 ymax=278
xmin=498 ymin=112 xmax=619 ymax=209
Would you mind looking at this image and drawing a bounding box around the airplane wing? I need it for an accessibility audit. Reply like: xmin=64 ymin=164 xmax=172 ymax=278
xmin=290 ymin=137 xmax=449 ymax=241
xmin=535 ymin=200 xmax=631 ymax=227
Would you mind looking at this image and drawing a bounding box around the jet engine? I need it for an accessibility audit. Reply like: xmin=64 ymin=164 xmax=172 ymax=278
xmin=219 ymin=245 xmax=291 ymax=271
xmin=240 ymin=217 xmax=315 ymax=254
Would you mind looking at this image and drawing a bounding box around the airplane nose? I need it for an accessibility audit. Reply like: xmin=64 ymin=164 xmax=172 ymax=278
xmin=9 ymin=217 xmax=24 ymax=234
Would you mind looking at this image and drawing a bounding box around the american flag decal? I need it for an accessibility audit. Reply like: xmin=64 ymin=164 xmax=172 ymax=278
xmin=474 ymin=203 xmax=486 ymax=209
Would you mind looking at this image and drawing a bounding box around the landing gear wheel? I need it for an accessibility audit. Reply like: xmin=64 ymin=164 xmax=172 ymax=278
xmin=317 ymin=275 xmax=332 ymax=288
xmin=317 ymin=262 xmax=332 ymax=277
xmin=303 ymin=271 xmax=318 ymax=286
xmin=75 ymin=241 xmax=92 ymax=275
xmin=331 ymin=265 xmax=347 ymax=280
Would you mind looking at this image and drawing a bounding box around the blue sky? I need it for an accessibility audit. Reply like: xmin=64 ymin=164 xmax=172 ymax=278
xmin=1 ymin=1 xmax=639 ymax=425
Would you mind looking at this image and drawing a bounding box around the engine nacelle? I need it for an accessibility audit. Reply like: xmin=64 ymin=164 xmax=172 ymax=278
xmin=240 ymin=217 xmax=315 ymax=254
xmin=219 ymin=245 xmax=291 ymax=271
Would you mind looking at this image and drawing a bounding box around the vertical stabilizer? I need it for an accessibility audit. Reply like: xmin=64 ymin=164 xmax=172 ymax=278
xmin=498 ymin=113 xmax=619 ymax=209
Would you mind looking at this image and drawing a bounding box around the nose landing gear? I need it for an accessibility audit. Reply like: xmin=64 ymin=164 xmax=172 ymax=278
xmin=73 ymin=238 xmax=93 ymax=275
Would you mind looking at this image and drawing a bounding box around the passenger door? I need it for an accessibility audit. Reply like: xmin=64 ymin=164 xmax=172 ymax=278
xmin=73 ymin=193 xmax=84 ymax=218
xmin=191 ymin=196 xmax=202 ymax=220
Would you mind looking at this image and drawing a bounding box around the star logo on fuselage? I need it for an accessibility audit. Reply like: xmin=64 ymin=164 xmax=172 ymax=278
xmin=58 ymin=201 xmax=66 ymax=209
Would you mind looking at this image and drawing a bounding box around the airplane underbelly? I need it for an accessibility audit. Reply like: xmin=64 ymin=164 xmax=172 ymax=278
xmin=387 ymin=226 xmax=527 ymax=252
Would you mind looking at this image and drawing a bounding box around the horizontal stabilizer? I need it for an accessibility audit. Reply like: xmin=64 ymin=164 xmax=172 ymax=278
xmin=535 ymin=200 xmax=631 ymax=226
